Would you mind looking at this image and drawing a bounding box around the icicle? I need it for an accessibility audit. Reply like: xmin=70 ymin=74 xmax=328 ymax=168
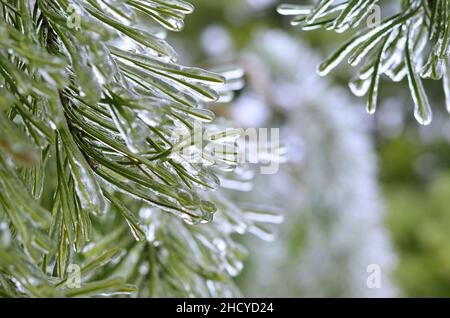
xmin=276 ymin=4 xmax=312 ymax=16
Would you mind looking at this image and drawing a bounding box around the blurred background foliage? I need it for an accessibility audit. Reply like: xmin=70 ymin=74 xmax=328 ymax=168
xmin=171 ymin=0 xmax=450 ymax=297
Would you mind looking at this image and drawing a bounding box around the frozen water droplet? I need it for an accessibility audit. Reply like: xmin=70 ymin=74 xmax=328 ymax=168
xmin=405 ymin=33 xmax=433 ymax=126
xmin=413 ymin=102 xmax=432 ymax=125
xmin=200 ymin=200 xmax=217 ymax=214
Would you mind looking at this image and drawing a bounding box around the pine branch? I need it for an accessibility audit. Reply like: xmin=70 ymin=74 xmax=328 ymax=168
xmin=0 ymin=0 xmax=278 ymax=297
xmin=278 ymin=0 xmax=450 ymax=125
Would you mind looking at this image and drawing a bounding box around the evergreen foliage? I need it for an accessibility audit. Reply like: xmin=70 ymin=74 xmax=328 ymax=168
xmin=278 ymin=0 xmax=450 ymax=125
xmin=0 ymin=0 xmax=276 ymax=297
